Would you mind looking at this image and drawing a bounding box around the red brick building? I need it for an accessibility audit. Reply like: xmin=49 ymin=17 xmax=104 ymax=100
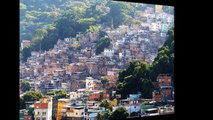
xmin=24 ymin=115 xmax=33 ymax=120
xmin=88 ymin=92 xmax=101 ymax=101
xmin=157 ymin=74 xmax=172 ymax=87
xmin=152 ymin=91 xmax=162 ymax=102
xmin=152 ymin=74 xmax=173 ymax=102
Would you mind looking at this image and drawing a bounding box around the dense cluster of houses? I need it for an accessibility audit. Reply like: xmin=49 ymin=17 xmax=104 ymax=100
xmin=20 ymin=74 xmax=174 ymax=120
xmin=20 ymin=5 xmax=174 ymax=120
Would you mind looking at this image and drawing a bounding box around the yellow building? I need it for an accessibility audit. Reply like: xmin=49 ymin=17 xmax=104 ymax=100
xmin=155 ymin=5 xmax=163 ymax=13
xmin=57 ymin=99 xmax=70 ymax=120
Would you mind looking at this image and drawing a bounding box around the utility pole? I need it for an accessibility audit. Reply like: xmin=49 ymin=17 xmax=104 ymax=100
xmin=111 ymin=17 xmax=114 ymax=29
xmin=40 ymin=41 xmax=41 ymax=52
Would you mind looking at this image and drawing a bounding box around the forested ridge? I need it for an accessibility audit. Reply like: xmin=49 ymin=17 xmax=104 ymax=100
xmin=20 ymin=0 xmax=173 ymax=62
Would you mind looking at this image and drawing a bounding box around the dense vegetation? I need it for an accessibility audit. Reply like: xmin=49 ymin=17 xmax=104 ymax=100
xmin=117 ymin=61 xmax=153 ymax=99
xmin=19 ymin=89 xmax=67 ymax=110
xmin=20 ymin=91 xmax=43 ymax=109
xmin=109 ymin=107 xmax=130 ymax=120
xmin=46 ymin=89 xmax=67 ymax=99
xmin=21 ymin=80 xmax=31 ymax=92
xmin=101 ymin=77 xmax=109 ymax=88
xmin=21 ymin=47 xmax=31 ymax=62
xmin=102 ymin=1 xmax=138 ymax=28
xmin=97 ymin=109 xmax=111 ymax=120
xmin=150 ymin=27 xmax=174 ymax=81
xmin=116 ymin=28 xmax=174 ymax=99
xmin=95 ymin=37 xmax=111 ymax=55
xmin=100 ymin=99 xmax=112 ymax=111
xmin=20 ymin=0 xmax=155 ymax=61
xmin=20 ymin=0 xmax=95 ymax=40
xmin=97 ymin=107 xmax=129 ymax=120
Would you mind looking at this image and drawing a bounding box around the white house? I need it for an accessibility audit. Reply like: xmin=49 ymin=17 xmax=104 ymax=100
xmin=85 ymin=107 xmax=105 ymax=120
xmin=150 ymin=23 xmax=159 ymax=32
xmin=34 ymin=96 xmax=52 ymax=120
xmin=64 ymin=38 xmax=70 ymax=42
xmin=119 ymin=52 xmax=123 ymax=59
xmin=103 ymin=49 xmax=115 ymax=58
xmin=61 ymin=82 xmax=69 ymax=91
xmin=86 ymin=77 xmax=95 ymax=91
xmin=69 ymin=92 xmax=83 ymax=100
xmin=112 ymin=93 xmax=142 ymax=113
xmin=65 ymin=105 xmax=85 ymax=119
xmin=112 ymin=105 xmax=141 ymax=114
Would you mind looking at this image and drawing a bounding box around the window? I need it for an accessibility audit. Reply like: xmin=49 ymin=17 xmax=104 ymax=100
xmin=76 ymin=112 xmax=78 ymax=115
xmin=42 ymin=112 xmax=46 ymax=115
xmin=82 ymin=112 xmax=84 ymax=115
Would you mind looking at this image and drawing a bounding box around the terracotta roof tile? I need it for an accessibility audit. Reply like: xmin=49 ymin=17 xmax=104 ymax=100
xmin=34 ymin=103 xmax=48 ymax=109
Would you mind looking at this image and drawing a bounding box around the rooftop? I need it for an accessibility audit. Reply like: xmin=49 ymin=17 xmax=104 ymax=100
xmin=34 ymin=102 xmax=48 ymax=109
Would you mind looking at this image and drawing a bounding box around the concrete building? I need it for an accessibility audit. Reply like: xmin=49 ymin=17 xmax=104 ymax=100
xmin=34 ymin=96 xmax=52 ymax=120
xmin=65 ymin=105 xmax=85 ymax=120
xmin=85 ymin=77 xmax=96 ymax=91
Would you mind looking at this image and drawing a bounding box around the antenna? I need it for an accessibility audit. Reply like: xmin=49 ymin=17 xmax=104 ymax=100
xmin=111 ymin=17 xmax=114 ymax=29
xmin=89 ymin=67 xmax=91 ymax=76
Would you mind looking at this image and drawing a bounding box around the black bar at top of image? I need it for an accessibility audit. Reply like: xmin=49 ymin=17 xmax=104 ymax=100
xmin=114 ymin=0 xmax=174 ymax=6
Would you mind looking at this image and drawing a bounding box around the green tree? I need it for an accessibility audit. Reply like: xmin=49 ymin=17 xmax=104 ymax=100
xmin=21 ymin=81 xmax=31 ymax=92
xmin=31 ymin=28 xmax=48 ymax=51
xmin=46 ymin=91 xmax=55 ymax=95
xmin=85 ymin=5 xmax=106 ymax=23
xmin=86 ymin=25 xmax=100 ymax=32
xmin=150 ymin=27 xmax=174 ymax=81
xmin=130 ymin=112 xmax=140 ymax=117
xmin=21 ymin=47 xmax=31 ymax=62
xmin=20 ymin=3 xmax=27 ymax=10
xmin=28 ymin=24 xmax=59 ymax=52
xmin=140 ymin=79 xmax=153 ymax=98
xmin=97 ymin=109 xmax=111 ymax=120
xmin=22 ymin=91 xmax=43 ymax=102
xmin=40 ymin=25 xmax=58 ymax=51
xmin=55 ymin=8 xmax=84 ymax=39
xmin=109 ymin=107 xmax=130 ymax=120
xmin=95 ymin=37 xmax=111 ymax=55
xmin=104 ymin=1 xmax=135 ymax=28
xmin=100 ymin=99 xmax=112 ymax=111
xmin=99 ymin=30 xmax=107 ymax=38
xmin=55 ymin=90 xmax=67 ymax=99
xmin=20 ymin=97 xmax=25 ymax=109
xmin=103 ymin=109 xmax=111 ymax=120
xmin=97 ymin=112 xmax=104 ymax=120
xmin=101 ymin=77 xmax=109 ymax=88
xmin=116 ymin=61 xmax=153 ymax=99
